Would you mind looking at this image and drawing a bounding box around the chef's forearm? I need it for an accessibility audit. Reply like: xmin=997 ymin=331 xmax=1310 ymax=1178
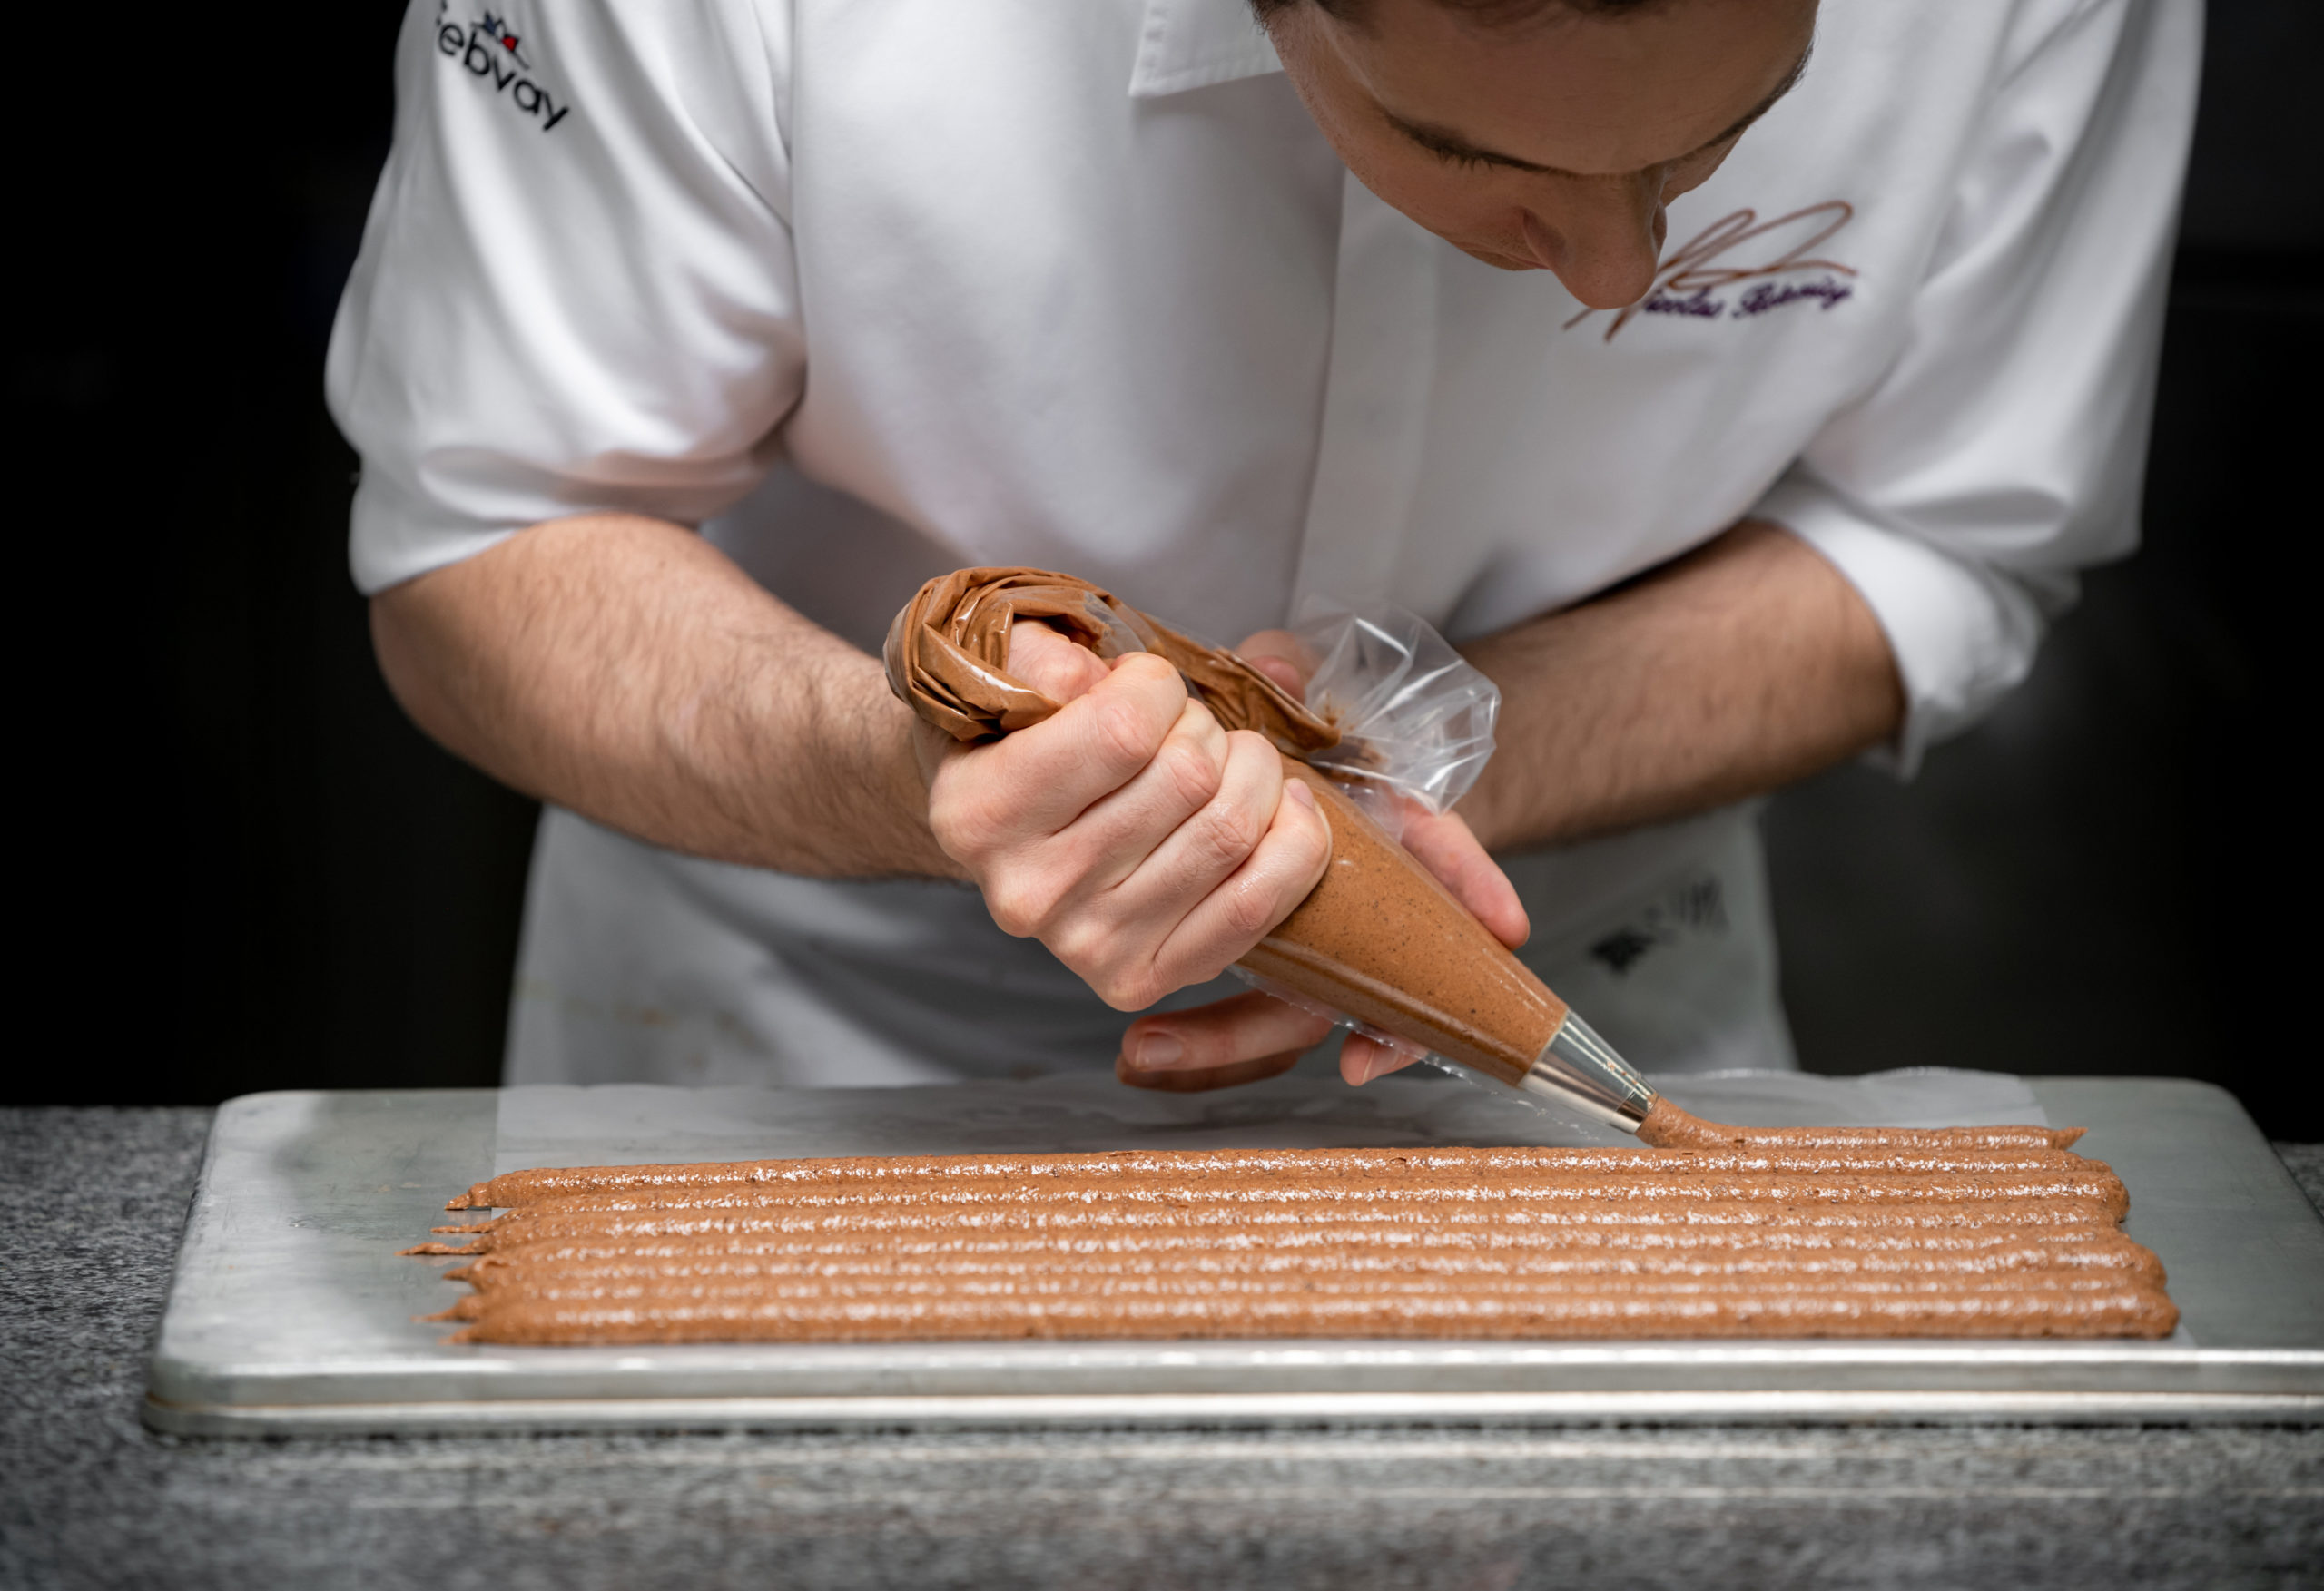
xmin=369 ymin=512 xmax=960 ymax=879
xmin=1457 ymin=520 xmax=1905 ymax=854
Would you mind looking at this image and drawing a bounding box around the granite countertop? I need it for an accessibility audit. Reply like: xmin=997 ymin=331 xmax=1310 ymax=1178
xmin=2 ymin=1108 xmax=2319 ymax=1591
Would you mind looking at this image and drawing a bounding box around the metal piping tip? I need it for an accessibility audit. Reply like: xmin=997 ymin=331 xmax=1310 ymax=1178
xmin=1519 ymin=1012 xmax=1657 ymax=1133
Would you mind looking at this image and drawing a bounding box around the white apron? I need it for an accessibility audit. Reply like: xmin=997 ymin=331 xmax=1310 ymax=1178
xmin=505 ymin=800 xmax=1796 ymax=1086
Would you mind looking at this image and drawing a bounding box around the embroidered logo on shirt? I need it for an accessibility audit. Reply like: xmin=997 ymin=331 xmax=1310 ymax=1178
xmin=436 ymin=1 xmax=572 ymax=132
xmin=1567 ymin=202 xmax=1857 ymax=342
xmin=1589 ymin=875 xmax=1729 ymax=977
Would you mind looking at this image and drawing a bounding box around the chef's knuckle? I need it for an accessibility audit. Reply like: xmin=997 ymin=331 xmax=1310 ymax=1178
xmin=982 ymin=873 xmax=1057 ymax=938
xmin=1157 ymin=740 xmax=1226 ymax=810
xmin=1192 ymin=796 xmax=1265 ymax=870
xmin=1160 ymin=945 xmax=1233 ymax=995
xmin=1216 ymin=876 xmax=1282 ymax=943
xmin=1089 ymin=694 xmax=1165 ymax=773
xmin=929 ymin=786 xmax=1007 ymax=859
xmin=1098 ymin=966 xmax=1165 ymax=1012
xmin=926 ymin=813 xmax=972 ymax=863
xmin=1046 ymin=919 xmax=1099 ymax=971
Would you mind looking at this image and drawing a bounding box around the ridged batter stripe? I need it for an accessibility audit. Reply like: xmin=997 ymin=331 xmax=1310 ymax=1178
xmin=399 ymin=1196 xmax=2122 ymax=1257
xmin=448 ymin=1226 xmax=2156 ymax=1277
xmin=1634 ymin=1100 xmax=2084 ymax=1153
xmin=448 ymin=1283 xmax=2176 ymax=1343
xmin=457 ymin=1214 xmax=2132 ymax=1253
xmin=439 ymin=1150 xmax=2106 ymax=1223
xmin=448 ymin=1136 xmax=2090 ymax=1209
xmin=433 ymin=1169 xmax=2131 ymax=1236
xmin=434 ymin=1268 xmax=2151 ymax=1328
xmin=431 ymin=1225 xmax=2152 ymax=1294
xmin=448 ymin=1242 xmax=2160 ymax=1293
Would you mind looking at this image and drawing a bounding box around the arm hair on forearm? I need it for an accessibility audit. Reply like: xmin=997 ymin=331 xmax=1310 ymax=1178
xmin=369 ymin=512 xmax=960 ymax=879
xmin=1457 ymin=520 xmax=1905 ymax=852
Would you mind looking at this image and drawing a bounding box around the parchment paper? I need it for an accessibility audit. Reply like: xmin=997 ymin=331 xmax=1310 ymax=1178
xmin=493 ymin=1067 xmax=2046 ymax=1176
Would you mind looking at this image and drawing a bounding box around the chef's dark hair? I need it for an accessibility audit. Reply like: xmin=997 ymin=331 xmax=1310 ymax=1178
xmin=1251 ymin=0 xmax=1668 ymax=25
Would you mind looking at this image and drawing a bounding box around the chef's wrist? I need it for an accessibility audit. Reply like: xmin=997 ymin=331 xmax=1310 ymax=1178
xmin=878 ymin=712 xmax=970 ymax=882
xmin=778 ymin=663 xmax=968 ymax=882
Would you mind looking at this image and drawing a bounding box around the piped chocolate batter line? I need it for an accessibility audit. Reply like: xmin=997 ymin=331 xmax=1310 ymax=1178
xmin=434 ymin=1163 xmax=2129 ymax=1231
xmin=444 ymin=1225 xmax=2159 ymax=1277
xmin=399 ymin=1190 xmax=2129 ymax=1260
xmin=444 ymin=1282 xmax=2176 ymax=1345
xmin=446 ymin=1250 xmax=2156 ymax=1301
xmin=406 ymin=1131 xmax=2175 ymax=1344
xmin=1633 ymin=1099 xmax=2085 ymax=1153
xmin=446 ymin=1139 xmax=2091 ymax=1210
xmin=428 ymin=1225 xmax=2153 ymax=1306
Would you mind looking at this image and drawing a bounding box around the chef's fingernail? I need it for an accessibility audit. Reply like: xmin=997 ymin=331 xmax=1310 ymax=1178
xmin=1285 ymin=780 xmax=1317 ymax=811
xmin=1131 ymin=1034 xmax=1185 ymax=1070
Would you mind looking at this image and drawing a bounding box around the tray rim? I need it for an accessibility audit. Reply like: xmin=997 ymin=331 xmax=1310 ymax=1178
xmin=143 ymin=1076 xmax=2324 ymax=1433
xmin=143 ymin=1388 xmax=2324 ymax=1437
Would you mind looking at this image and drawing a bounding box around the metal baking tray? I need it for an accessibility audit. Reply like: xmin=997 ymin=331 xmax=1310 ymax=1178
xmin=143 ymin=1073 xmax=2324 ymax=1434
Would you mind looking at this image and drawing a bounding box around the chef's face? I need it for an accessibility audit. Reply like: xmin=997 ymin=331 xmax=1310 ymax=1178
xmin=1267 ymin=0 xmax=1819 ymax=309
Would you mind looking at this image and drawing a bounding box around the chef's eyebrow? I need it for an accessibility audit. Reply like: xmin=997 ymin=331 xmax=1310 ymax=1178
xmin=1384 ymin=41 xmax=1813 ymax=178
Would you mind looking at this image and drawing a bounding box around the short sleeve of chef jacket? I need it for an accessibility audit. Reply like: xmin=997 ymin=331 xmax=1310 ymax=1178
xmin=1753 ymin=0 xmax=2195 ymax=769
xmin=327 ymin=0 xmax=800 ymax=593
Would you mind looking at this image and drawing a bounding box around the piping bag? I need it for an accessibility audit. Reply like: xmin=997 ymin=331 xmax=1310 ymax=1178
xmin=884 ymin=567 xmax=1663 ymax=1137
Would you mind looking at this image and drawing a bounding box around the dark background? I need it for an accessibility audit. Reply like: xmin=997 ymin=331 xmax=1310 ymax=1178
xmin=9 ymin=2 xmax=2319 ymax=1134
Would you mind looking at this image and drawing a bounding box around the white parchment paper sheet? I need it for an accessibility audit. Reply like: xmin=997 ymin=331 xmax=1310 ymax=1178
xmin=494 ymin=1068 xmax=2045 ymax=1175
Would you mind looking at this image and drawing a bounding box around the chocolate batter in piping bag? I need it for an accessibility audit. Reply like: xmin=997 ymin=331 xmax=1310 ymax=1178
xmin=886 ymin=567 xmax=1338 ymax=755
xmin=885 ymin=567 xmax=1679 ymax=1134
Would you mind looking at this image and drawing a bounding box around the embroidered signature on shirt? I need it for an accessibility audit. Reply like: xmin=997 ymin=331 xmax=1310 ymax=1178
xmin=1566 ymin=201 xmax=1858 ymax=341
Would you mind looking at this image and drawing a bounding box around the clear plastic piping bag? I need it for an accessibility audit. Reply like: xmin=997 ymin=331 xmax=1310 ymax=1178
xmin=1285 ymin=596 xmax=1501 ymax=840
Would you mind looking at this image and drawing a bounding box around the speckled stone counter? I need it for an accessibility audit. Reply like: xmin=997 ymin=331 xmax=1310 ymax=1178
xmin=3 ymin=1107 xmax=2319 ymax=1591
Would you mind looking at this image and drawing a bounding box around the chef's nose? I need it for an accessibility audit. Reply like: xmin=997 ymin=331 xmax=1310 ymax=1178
xmin=1520 ymin=184 xmax=1665 ymax=309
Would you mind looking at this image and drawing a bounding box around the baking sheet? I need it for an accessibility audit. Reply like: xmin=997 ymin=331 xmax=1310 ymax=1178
xmin=143 ymin=1072 xmax=2324 ymax=1434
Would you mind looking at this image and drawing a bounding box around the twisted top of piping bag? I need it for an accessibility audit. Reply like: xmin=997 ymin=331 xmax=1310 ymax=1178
xmin=882 ymin=566 xmax=1342 ymax=758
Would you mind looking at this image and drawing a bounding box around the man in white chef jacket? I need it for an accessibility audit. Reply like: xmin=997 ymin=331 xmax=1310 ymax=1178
xmin=330 ymin=0 xmax=2195 ymax=1091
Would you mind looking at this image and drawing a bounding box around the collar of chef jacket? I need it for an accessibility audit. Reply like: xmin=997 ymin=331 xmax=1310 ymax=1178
xmin=1128 ymin=0 xmax=1285 ymax=97
xmin=1129 ymin=0 xmax=1442 ymax=616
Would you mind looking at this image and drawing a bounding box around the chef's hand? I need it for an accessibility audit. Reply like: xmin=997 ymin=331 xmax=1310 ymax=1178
xmin=1115 ymin=631 xmax=1529 ymax=1093
xmin=922 ymin=622 xmax=1334 ymax=1016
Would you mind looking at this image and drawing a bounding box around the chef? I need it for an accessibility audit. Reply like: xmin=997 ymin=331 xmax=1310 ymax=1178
xmin=330 ymin=0 xmax=2195 ymax=1092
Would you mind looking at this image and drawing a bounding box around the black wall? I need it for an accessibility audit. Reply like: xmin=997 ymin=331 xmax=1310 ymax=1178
xmin=11 ymin=2 xmax=2319 ymax=1134
xmin=16 ymin=1 xmax=533 ymax=1101
xmin=1765 ymin=6 xmax=2323 ymax=1137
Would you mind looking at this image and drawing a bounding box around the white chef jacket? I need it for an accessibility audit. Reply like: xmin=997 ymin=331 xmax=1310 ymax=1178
xmin=329 ymin=0 xmax=2196 ymax=1086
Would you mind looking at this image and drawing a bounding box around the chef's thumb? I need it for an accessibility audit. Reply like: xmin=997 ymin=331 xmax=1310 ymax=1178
xmin=1007 ymin=618 xmax=1114 ymax=703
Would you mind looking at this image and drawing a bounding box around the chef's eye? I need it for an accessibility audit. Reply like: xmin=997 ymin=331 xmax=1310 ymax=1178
xmin=1392 ymin=121 xmax=1499 ymax=172
xmin=1423 ymin=142 xmax=1496 ymax=172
